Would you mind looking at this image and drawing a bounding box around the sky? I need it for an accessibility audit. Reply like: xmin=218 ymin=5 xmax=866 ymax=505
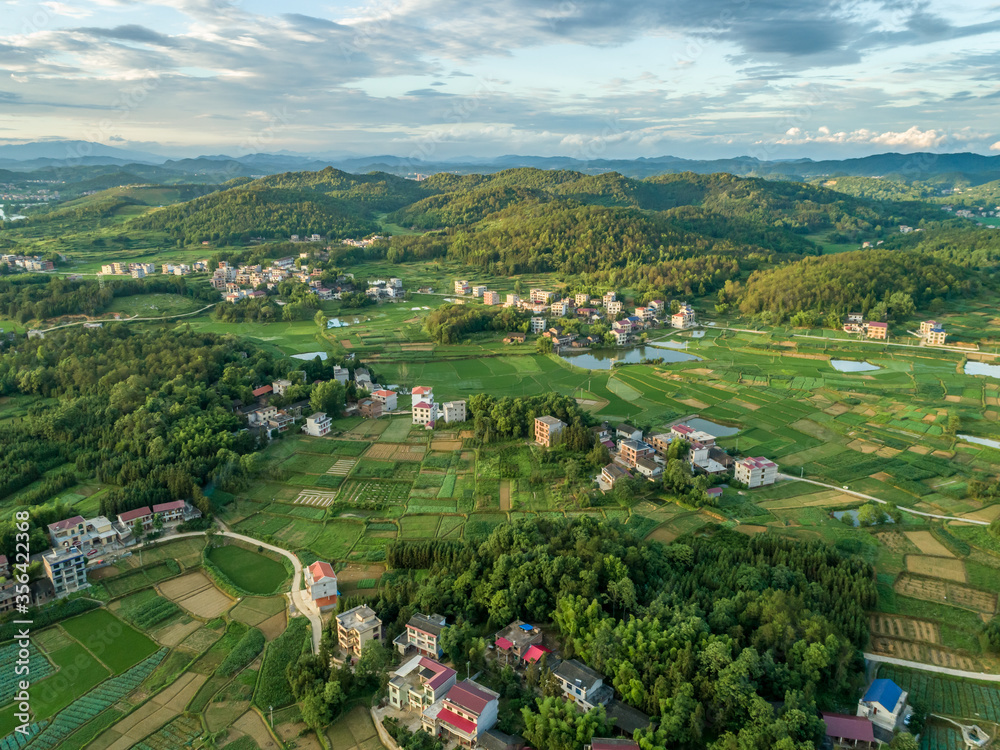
xmin=1 ymin=0 xmax=999 ymax=160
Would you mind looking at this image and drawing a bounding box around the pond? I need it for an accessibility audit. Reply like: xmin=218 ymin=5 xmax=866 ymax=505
xmin=291 ymin=351 xmax=328 ymax=361
xmin=965 ymin=361 xmax=1000 ymax=379
xmin=559 ymin=346 xmax=700 ymax=370
xmin=830 ymin=359 xmax=881 ymax=372
xmin=958 ymin=434 xmax=1000 ymax=450
xmin=833 ymin=508 xmax=895 ymax=527
xmin=649 ymin=340 xmax=688 ymax=349
xmin=684 ymin=418 xmax=739 ymax=437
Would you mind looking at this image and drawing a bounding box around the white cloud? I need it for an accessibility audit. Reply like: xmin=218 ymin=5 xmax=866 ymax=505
xmin=991 ymin=141 xmax=1000 ymax=152
xmin=776 ymin=126 xmax=954 ymax=149
xmin=41 ymin=2 xmax=92 ymax=18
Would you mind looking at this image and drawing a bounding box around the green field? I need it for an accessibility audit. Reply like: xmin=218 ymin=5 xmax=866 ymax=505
xmin=59 ymin=608 xmax=159 ymax=674
xmin=208 ymin=544 xmax=289 ymax=594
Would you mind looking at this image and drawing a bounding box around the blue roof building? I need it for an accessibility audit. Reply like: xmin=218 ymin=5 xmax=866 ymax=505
xmin=858 ymin=678 xmax=907 ymax=731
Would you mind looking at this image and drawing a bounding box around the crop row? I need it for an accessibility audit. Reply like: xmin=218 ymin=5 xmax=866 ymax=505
xmin=24 ymin=649 xmax=166 ymax=749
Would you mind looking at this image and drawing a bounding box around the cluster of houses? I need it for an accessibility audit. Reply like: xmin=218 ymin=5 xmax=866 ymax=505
xmin=366 ymin=277 xmax=405 ymax=302
xmin=41 ymin=501 xmax=202 ymax=598
xmin=917 ymin=320 xmax=947 ymax=346
xmin=340 ymin=235 xmax=385 ymax=248
xmin=211 ymin=256 xmax=358 ymax=304
xmin=331 ymin=605 xmax=646 ymax=749
xmin=410 ymin=385 xmax=466 ymax=428
xmin=575 ymin=419 xmax=777 ymax=494
xmin=842 ymin=313 xmax=888 ymax=340
xmin=1 ymin=253 xmax=54 ymax=272
xmin=330 ymin=592 xmax=915 ymax=750
xmin=100 ymin=261 xmax=156 ymax=278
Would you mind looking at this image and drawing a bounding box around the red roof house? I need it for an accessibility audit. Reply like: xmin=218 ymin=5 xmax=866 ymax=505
xmin=822 ymin=713 xmax=875 ymax=745
xmin=252 ymin=385 xmax=273 ymax=398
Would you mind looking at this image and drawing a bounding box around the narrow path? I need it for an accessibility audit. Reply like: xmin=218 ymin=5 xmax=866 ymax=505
xmin=865 ymin=652 xmax=1000 ymax=681
xmin=166 ymin=527 xmax=322 ymax=653
xmin=38 ymin=303 xmax=217 ymax=333
xmin=776 ymin=474 xmax=988 ymax=526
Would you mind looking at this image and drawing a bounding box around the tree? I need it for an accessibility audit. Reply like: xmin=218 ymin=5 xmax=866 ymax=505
xmin=314 ymin=309 xmax=328 ymax=331
xmin=536 ymin=336 xmax=553 ymax=354
xmin=889 ymin=732 xmax=919 ymax=750
xmin=522 ymin=697 xmax=613 ymax=750
xmin=856 ymin=503 xmax=885 ymax=526
xmin=311 ymin=380 xmax=346 ymax=417
xmin=132 ymin=518 xmax=144 ymax=541
xmin=152 ymin=513 xmax=163 ymax=531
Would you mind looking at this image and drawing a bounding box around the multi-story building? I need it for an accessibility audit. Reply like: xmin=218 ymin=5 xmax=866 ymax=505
xmin=671 ymin=303 xmax=696 ymax=329
xmin=371 ymin=389 xmax=398 ymax=411
xmin=305 ymin=560 xmax=339 ymax=611
xmin=359 ymin=398 xmax=383 ymax=419
xmin=505 ymin=294 xmax=520 ymax=307
xmin=272 ymin=378 xmax=293 ymax=396
xmin=395 ymin=613 xmax=448 ymax=658
xmin=482 ymin=290 xmax=500 ymax=306
xmin=857 ymin=678 xmax=908 ymax=732
xmin=454 ymin=280 xmax=470 ymax=295
xmin=422 ymin=680 xmax=500 ymax=748
xmin=493 ymin=620 xmax=543 ymax=664
xmin=118 ymin=506 xmax=154 ymax=532
xmin=389 ymin=655 xmax=456 ymax=711
xmin=602 ymin=292 xmax=616 ymax=307
xmin=530 ymin=289 xmax=554 ymax=304
xmin=865 ymin=321 xmax=888 ymax=340
xmin=575 ymin=293 xmax=590 ymax=306
xmin=303 ymin=412 xmax=332 ymax=437
xmin=442 ymin=400 xmax=466 ymax=423
xmin=471 ymin=285 xmax=487 ymax=297
xmin=554 ymin=659 xmax=613 ymax=711
xmin=920 ymin=320 xmax=946 ymax=345
xmin=635 ymin=457 xmax=663 ymax=480
xmin=43 ymin=547 xmax=89 ymax=598
xmin=602 ymin=462 xmax=632 ymax=488
xmin=337 ymin=605 xmax=382 ymax=657
xmin=410 ymin=396 xmax=437 ymax=427
xmin=735 ymin=457 xmax=778 ymax=488
xmin=152 ymin=500 xmax=189 ymax=524
xmin=618 ymin=439 xmax=653 ymax=468
xmin=611 ymin=324 xmax=629 ymax=345
xmin=247 ymin=405 xmax=279 ymax=426
xmin=534 ymin=416 xmax=565 ymax=447
xmin=333 ymin=366 xmax=350 ymax=385
xmin=606 ymin=300 xmax=623 ymax=317
xmin=648 ymin=300 xmax=665 ymax=315
xmin=551 ymin=300 xmax=569 ymax=317
xmin=530 ymin=317 xmax=547 ymax=334
xmin=635 ymin=306 xmax=654 ymax=321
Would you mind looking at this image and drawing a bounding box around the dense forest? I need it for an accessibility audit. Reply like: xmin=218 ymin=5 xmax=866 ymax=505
xmin=737 ymin=250 xmax=974 ymax=320
xmin=296 ymin=518 xmax=875 ymax=749
xmin=0 ymin=274 xmax=216 ymax=323
xmin=0 ymin=325 xmax=345 ymax=558
xmin=132 ymin=186 xmax=380 ymax=244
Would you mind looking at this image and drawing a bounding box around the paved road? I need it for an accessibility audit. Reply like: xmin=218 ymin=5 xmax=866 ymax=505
xmin=38 ymin=303 xmax=217 ymax=333
xmin=776 ymin=474 xmax=988 ymax=526
xmin=791 ymin=332 xmax=985 ymax=356
xmin=162 ymin=527 xmax=322 ymax=653
xmin=865 ymin=653 xmax=1000 ymax=681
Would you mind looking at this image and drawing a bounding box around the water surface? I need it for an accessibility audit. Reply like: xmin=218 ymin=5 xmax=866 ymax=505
xmin=291 ymin=351 xmax=329 ymax=361
xmin=965 ymin=361 xmax=1000 ymax=379
xmin=559 ymin=346 xmax=699 ymax=370
xmin=830 ymin=359 xmax=881 ymax=372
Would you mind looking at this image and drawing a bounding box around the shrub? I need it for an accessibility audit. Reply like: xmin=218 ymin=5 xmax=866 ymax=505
xmin=217 ymin=627 xmax=266 ymax=677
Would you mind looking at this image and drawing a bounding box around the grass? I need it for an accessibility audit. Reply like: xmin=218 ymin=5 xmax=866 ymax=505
xmin=0 ymin=635 xmax=109 ymax=735
xmin=59 ymin=608 xmax=159 ymax=674
xmin=208 ymin=544 xmax=289 ymax=594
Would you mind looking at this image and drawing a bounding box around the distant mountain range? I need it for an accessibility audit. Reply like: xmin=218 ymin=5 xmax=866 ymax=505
xmin=2 ymin=140 xmax=1000 ymax=183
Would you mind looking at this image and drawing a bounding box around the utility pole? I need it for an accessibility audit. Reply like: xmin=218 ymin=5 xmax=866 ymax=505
xmin=467 ymin=661 xmax=471 ymax=681
xmin=269 ymin=705 xmax=274 ymax=726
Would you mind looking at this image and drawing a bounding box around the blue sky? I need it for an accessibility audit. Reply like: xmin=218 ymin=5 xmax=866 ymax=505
xmin=1 ymin=0 xmax=999 ymax=159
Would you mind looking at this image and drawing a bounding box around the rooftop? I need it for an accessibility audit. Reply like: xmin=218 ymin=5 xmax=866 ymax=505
xmin=862 ymin=679 xmax=903 ymax=711
xmin=536 ymin=415 xmax=565 ymax=427
xmin=152 ymin=500 xmax=185 ymax=513
xmin=554 ymin=658 xmax=603 ymax=689
xmin=407 ymin=613 xmax=447 ymax=637
xmin=308 ymin=561 xmax=337 ymax=581
xmin=822 ymin=713 xmax=875 ymax=743
xmin=446 ymin=680 xmax=498 ymax=715
xmin=48 ymin=515 xmax=85 ymax=533
xmin=118 ymin=507 xmax=152 ymax=523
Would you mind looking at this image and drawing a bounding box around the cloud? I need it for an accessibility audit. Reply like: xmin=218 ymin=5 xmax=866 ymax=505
xmin=41 ymin=2 xmax=91 ymax=19
xmin=991 ymin=141 xmax=1000 ymax=152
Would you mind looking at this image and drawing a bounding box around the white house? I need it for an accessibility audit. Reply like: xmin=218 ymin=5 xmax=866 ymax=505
xmin=305 ymin=560 xmax=339 ymax=611
xmin=857 ymin=679 xmax=908 ymax=731
xmin=303 ymin=412 xmax=332 ymax=437
xmin=734 ymin=457 xmax=777 ymax=488
xmin=372 ymin=389 xmax=398 ymax=411
xmin=442 ymin=401 xmax=466 ymax=423
xmin=530 ymin=317 xmax=547 ymax=334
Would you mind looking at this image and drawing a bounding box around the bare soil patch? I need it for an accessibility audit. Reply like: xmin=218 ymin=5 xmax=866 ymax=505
xmin=430 ymin=439 xmax=463 ymax=451
xmin=895 ymin=574 xmax=997 ymax=614
xmin=735 ymin=525 xmax=767 ymax=535
xmin=259 ymin=612 xmax=288 ymax=641
xmin=904 ymin=531 xmax=955 ymax=557
xmin=159 ymin=571 xmax=234 ymax=618
xmin=908 ymin=445 xmax=932 ymax=455
xmin=364 ymin=442 xmax=426 ymax=461
xmin=875 ymin=531 xmax=917 ymax=553
xmin=234 ymin=709 xmax=281 ymax=750
xmin=151 ymin=618 xmax=201 ymax=647
xmin=906 ymin=555 xmax=967 ymax=582
xmin=679 ymin=398 xmax=709 ymax=409
xmin=500 ymin=480 xmax=511 ymax=511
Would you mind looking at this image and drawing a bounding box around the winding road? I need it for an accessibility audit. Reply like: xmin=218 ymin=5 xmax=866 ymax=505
xmin=776 ymin=473 xmax=988 ymax=526
xmin=161 ymin=526 xmax=323 ymax=653
xmin=38 ymin=303 xmax=217 ymax=333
